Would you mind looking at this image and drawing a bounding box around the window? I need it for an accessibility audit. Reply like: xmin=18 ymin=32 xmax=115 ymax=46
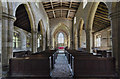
xmin=74 ymin=17 xmax=76 ymax=24
xmin=38 ymin=35 xmax=42 ymax=47
xmin=58 ymin=33 xmax=64 ymax=44
xmin=26 ymin=36 xmax=31 ymax=48
xmin=95 ymin=34 xmax=101 ymax=47
xmin=13 ymin=32 xmax=20 ymax=48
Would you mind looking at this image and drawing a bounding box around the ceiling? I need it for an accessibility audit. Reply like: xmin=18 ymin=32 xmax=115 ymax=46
xmin=93 ymin=2 xmax=110 ymax=33
xmin=42 ymin=1 xmax=80 ymax=19
xmin=14 ymin=4 xmax=31 ymax=32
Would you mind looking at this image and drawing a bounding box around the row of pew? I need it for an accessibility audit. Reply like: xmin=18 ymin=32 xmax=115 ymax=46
xmin=8 ymin=50 xmax=56 ymax=78
xmin=65 ymin=49 xmax=117 ymax=78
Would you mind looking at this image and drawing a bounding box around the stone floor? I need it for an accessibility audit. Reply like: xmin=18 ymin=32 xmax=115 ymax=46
xmin=51 ymin=51 xmax=73 ymax=79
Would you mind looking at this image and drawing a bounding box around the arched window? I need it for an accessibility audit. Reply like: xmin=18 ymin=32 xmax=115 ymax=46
xmin=38 ymin=35 xmax=42 ymax=47
xmin=58 ymin=33 xmax=64 ymax=43
xmin=13 ymin=32 xmax=20 ymax=49
xmin=95 ymin=34 xmax=101 ymax=47
xmin=26 ymin=36 xmax=31 ymax=48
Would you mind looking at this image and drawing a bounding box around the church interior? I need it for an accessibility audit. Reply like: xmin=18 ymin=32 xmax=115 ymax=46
xmin=0 ymin=1 xmax=120 ymax=79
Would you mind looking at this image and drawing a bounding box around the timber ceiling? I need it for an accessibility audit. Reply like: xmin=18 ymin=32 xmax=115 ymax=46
xmin=42 ymin=1 xmax=80 ymax=19
xmin=93 ymin=2 xmax=110 ymax=33
xmin=14 ymin=4 xmax=31 ymax=32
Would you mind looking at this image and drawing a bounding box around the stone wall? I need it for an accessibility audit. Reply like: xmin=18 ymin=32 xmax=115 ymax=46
xmin=13 ymin=27 xmax=32 ymax=52
xmin=93 ymin=27 xmax=111 ymax=50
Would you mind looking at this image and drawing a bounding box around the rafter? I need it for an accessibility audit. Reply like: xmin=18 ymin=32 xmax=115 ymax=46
xmin=60 ymin=0 xmax=62 ymax=17
xmin=95 ymin=14 xmax=110 ymax=21
xmin=49 ymin=17 xmax=73 ymax=20
xmin=67 ymin=0 xmax=72 ymax=18
xmin=46 ymin=7 xmax=76 ymax=12
xmin=50 ymin=0 xmax=56 ymax=18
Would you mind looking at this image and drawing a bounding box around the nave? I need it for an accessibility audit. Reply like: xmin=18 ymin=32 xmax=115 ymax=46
xmin=0 ymin=1 xmax=120 ymax=79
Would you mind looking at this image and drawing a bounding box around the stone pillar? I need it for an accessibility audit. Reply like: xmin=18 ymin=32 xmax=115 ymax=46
xmin=75 ymin=31 xmax=78 ymax=50
xmin=86 ymin=29 xmax=93 ymax=53
xmin=80 ymin=30 xmax=86 ymax=48
xmin=32 ymin=31 xmax=37 ymax=53
xmin=70 ymin=38 xmax=73 ymax=49
xmin=2 ymin=12 xmax=15 ymax=77
xmin=40 ymin=35 xmax=43 ymax=51
xmin=110 ymin=5 xmax=120 ymax=77
xmin=7 ymin=17 xmax=15 ymax=59
xmin=0 ymin=5 xmax=2 ymax=58
xmin=45 ymin=33 xmax=48 ymax=50
xmin=43 ymin=36 xmax=46 ymax=51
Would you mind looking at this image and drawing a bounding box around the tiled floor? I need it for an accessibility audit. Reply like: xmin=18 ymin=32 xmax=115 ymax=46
xmin=51 ymin=51 xmax=72 ymax=78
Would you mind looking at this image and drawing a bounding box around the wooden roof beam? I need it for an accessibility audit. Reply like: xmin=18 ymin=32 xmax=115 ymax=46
xmin=46 ymin=7 xmax=76 ymax=12
xmin=50 ymin=0 xmax=56 ymax=18
xmin=60 ymin=0 xmax=62 ymax=17
xmin=95 ymin=15 xmax=110 ymax=21
xmin=67 ymin=0 xmax=72 ymax=18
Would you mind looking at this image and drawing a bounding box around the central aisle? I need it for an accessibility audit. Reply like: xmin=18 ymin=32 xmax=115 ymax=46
xmin=51 ymin=51 xmax=72 ymax=78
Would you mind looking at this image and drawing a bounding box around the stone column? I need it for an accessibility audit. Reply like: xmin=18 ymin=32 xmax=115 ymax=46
xmin=43 ymin=36 xmax=46 ymax=51
xmin=110 ymin=6 xmax=120 ymax=77
xmin=2 ymin=12 xmax=15 ymax=77
xmin=70 ymin=38 xmax=73 ymax=49
xmin=0 ymin=5 xmax=2 ymax=58
xmin=86 ymin=29 xmax=93 ymax=53
xmin=75 ymin=31 xmax=78 ymax=50
xmin=40 ymin=35 xmax=43 ymax=51
xmin=45 ymin=33 xmax=48 ymax=50
xmin=32 ymin=31 xmax=37 ymax=53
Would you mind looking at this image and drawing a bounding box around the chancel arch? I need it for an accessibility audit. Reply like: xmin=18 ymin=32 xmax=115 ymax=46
xmin=54 ymin=31 xmax=68 ymax=48
xmin=51 ymin=23 xmax=70 ymax=49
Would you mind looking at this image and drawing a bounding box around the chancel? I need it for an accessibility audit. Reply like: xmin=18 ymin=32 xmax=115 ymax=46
xmin=0 ymin=0 xmax=120 ymax=79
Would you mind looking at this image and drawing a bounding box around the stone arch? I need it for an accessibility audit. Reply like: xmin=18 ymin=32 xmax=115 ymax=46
xmin=86 ymin=2 xmax=110 ymax=31
xmin=52 ymin=23 xmax=70 ymax=49
xmin=86 ymin=2 xmax=110 ymax=52
xmin=14 ymin=3 xmax=35 ymax=32
xmin=14 ymin=3 xmax=37 ymax=52
xmin=37 ymin=20 xmax=46 ymax=51
xmin=54 ymin=30 xmax=68 ymax=48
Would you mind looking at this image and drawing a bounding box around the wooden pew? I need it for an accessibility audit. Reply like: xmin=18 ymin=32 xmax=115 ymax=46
xmin=9 ymin=50 xmax=57 ymax=78
xmin=66 ymin=49 xmax=117 ymax=78
xmin=74 ymin=57 xmax=117 ymax=78
xmin=13 ymin=51 xmax=32 ymax=58
xmin=97 ymin=50 xmax=112 ymax=57
xmin=31 ymin=50 xmax=56 ymax=69
xmin=66 ymin=50 xmax=94 ymax=69
xmin=9 ymin=56 xmax=51 ymax=78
